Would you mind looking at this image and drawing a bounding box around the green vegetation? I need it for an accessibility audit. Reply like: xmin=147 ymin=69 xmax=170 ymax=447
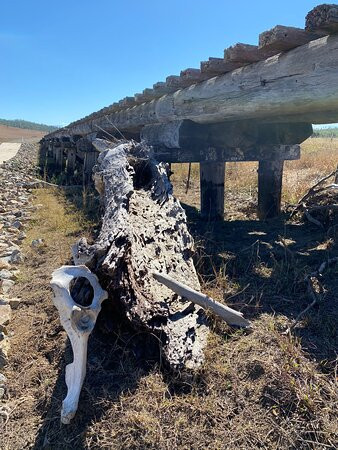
xmin=0 ymin=118 xmax=59 ymax=132
xmin=312 ymin=126 xmax=338 ymax=138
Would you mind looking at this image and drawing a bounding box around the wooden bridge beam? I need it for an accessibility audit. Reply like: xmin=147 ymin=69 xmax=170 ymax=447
xmin=48 ymin=35 xmax=338 ymax=139
xmin=66 ymin=146 xmax=77 ymax=173
xmin=54 ymin=144 xmax=64 ymax=171
xmin=141 ymin=120 xmax=312 ymax=159
xmin=43 ymin=119 xmax=312 ymax=220
xmin=142 ymin=120 xmax=312 ymax=221
xmin=258 ymin=160 xmax=284 ymax=219
xmin=200 ymin=163 xmax=225 ymax=220
xmin=83 ymin=151 xmax=98 ymax=185
xmin=153 ymin=143 xmax=300 ymax=163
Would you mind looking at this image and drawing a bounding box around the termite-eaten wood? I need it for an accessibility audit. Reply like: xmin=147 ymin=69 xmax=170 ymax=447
xmin=71 ymin=139 xmax=214 ymax=371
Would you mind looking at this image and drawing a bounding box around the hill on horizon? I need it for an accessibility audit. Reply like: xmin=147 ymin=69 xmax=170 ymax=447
xmin=0 ymin=118 xmax=59 ymax=133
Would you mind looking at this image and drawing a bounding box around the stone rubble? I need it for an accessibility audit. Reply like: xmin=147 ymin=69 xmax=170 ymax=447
xmin=0 ymin=142 xmax=40 ymax=402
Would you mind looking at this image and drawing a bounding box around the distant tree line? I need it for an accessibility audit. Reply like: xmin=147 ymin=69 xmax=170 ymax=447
xmin=0 ymin=118 xmax=59 ymax=132
xmin=312 ymin=127 xmax=338 ymax=138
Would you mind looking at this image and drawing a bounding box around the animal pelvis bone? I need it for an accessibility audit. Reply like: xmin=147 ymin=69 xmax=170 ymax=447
xmin=50 ymin=265 xmax=108 ymax=424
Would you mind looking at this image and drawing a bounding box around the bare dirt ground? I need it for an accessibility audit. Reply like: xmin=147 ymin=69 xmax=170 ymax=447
xmin=1 ymin=139 xmax=337 ymax=449
xmin=0 ymin=125 xmax=45 ymax=144
xmin=0 ymin=143 xmax=21 ymax=165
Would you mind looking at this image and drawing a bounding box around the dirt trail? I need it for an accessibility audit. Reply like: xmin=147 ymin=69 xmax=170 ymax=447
xmin=0 ymin=143 xmax=21 ymax=165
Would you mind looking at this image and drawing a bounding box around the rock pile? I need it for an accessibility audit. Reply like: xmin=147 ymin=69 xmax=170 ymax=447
xmin=0 ymin=142 xmax=39 ymax=400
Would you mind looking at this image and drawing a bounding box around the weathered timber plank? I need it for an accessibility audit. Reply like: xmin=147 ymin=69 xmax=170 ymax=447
xmin=106 ymin=103 xmax=120 ymax=113
xmin=258 ymin=160 xmax=284 ymax=219
xmin=55 ymin=147 xmax=64 ymax=170
xmin=224 ymin=43 xmax=274 ymax=63
xmin=77 ymin=138 xmax=94 ymax=152
xmin=142 ymin=88 xmax=162 ymax=100
xmin=120 ymin=97 xmax=136 ymax=108
xmin=134 ymin=93 xmax=151 ymax=104
xmin=200 ymin=57 xmax=242 ymax=75
xmin=200 ymin=162 xmax=225 ymax=220
xmin=306 ymin=4 xmax=338 ymax=34
xmin=47 ymin=35 xmax=338 ymax=137
xmin=166 ymin=75 xmax=190 ymax=89
xmin=152 ymin=144 xmax=300 ymax=163
xmin=66 ymin=148 xmax=77 ymax=172
xmin=153 ymin=82 xmax=177 ymax=96
xmin=180 ymin=68 xmax=210 ymax=83
xmin=141 ymin=120 xmax=312 ymax=149
xmin=258 ymin=25 xmax=321 ymax=52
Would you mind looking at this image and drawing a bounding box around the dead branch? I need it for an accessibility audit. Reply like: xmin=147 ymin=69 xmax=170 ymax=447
xmin=303 ymin=209 xmax=324 ymax=229
xmin=307 ymin=204 xmax=338 ymax=212
xmin=291 ymin=168 xmax=338 ymax=217
xmin=286 ymin=257 xmax=338 ymax=334
xmin=94 ymin=124 xmax=119 ymax=142
xmin=153 ymin=271 xmax=251 ymax=328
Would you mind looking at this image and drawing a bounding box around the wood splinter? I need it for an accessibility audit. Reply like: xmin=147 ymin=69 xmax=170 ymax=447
xmin=153 ymin=272 xmax=251 ymax=328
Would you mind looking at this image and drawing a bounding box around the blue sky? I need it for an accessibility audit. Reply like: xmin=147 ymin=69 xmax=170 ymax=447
xmin=0 ymin=1 xmax=323 ymax=126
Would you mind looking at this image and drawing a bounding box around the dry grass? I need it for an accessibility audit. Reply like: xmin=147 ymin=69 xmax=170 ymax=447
xmin=1 ymin=188 xmax=99 ymax=448
xmin=1 ymin=139 xmax=337 ymax=449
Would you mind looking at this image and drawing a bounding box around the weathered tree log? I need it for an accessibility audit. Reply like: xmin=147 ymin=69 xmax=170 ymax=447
xmin=72 ymin=139 xmax=212 ymax=370
xmin=47 ymin=34 xmax=338 ymax=141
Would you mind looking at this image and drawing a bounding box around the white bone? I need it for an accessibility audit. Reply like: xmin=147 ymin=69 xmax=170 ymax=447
xmin=153 ymin=272 xmax=251 ymax=328
xmin=50 ymin=265 xmax=108 ymax=424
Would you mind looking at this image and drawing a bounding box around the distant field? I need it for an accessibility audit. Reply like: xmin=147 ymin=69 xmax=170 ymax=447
xmin=0 ymin=124 xmax=45 ymax=143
